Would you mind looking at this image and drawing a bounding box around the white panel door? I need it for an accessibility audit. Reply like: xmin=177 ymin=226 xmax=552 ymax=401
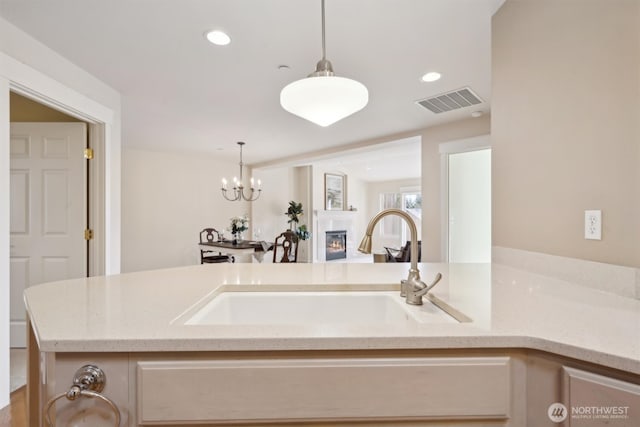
xmin=10 ymin=122 xmax=87 ymax=347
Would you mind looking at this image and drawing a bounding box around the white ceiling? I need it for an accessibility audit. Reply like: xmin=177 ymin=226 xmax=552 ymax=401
xmin=0 ymin=0 xmax=503 ymax=165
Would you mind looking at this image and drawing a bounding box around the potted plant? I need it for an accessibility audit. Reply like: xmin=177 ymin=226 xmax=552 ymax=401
xmin=285 ymin=201 xmax=310 ymax=241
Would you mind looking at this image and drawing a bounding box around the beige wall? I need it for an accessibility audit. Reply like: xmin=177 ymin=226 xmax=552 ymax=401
xmin=492 ymin=0 xmax=640 ymax=267
xmin=249 ymin=166 xmax=295 ymax=245
xmin=121 ymin=148 xmax=250 ymax=272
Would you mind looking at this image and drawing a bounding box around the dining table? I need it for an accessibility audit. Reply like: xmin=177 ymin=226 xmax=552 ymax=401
xmin=199 ymin=240 xmax=273 ymax=263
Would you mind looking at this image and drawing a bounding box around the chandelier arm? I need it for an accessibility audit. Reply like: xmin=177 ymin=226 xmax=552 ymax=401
xmin=241 ymin=188 xmax=261 ymax=202
xmin=221 ymin=189 xmax=240 ymax=202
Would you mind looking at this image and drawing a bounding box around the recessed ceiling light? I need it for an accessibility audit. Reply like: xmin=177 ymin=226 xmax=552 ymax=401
xmin=471 ymin=111 xmax=483 ymax=118
xmin=421 ymin=72 xmax=441 ymax=82
xmin=205 ymin=30 xmax=231 ymax=46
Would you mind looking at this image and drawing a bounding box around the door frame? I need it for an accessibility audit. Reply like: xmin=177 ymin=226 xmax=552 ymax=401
xmin=9 ymin=89 xmax=107 ymax=277
xmin=1 ymin=49 xmax=121 ymax=405
xmin=439 ymin=135 xmax=491 ymax=262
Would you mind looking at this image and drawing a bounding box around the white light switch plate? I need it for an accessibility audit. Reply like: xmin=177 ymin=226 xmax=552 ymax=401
xmin=584 ymin=210 xmax=602 ymax=240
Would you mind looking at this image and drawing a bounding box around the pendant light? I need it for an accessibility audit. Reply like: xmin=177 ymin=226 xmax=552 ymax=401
xmin=280 ymin=0 xmax=368 ymax=127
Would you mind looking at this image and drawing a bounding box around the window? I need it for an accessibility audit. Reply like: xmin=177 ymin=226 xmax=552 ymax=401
xmin=379 ymin=193 xmax=402 ymax=237
xmin=379 ymin=190 xmax=422 ymax=243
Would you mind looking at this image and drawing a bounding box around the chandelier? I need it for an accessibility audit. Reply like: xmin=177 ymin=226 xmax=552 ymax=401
xmin=221 ymin=142 xmax=261 ymax=201
xmin=279 ymin=0 xmax=368 ymax=127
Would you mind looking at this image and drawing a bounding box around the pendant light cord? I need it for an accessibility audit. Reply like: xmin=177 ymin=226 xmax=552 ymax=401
xmin=321 ymin=0 xmax=326 ymax=60
xmin=311 ymin=0 xmax=333 ymax=75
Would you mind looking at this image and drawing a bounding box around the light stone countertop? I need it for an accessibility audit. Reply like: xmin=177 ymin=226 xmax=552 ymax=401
xmin=24 ymin=262 xmax=640 ymax=374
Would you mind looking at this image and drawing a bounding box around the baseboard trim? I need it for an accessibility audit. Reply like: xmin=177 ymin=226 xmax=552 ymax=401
xmin=10 ymin=321 xmax=26 ymax=348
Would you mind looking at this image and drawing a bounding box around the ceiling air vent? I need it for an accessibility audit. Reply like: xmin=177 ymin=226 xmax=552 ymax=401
xmin=416 ymin=87 xmax=483 ymax=114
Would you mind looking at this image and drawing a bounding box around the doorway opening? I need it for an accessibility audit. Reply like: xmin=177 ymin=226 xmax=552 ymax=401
xmin=440 ymin=135 xmax=491 ymax=263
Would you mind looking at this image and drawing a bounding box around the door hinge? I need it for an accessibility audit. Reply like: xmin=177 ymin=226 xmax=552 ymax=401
xmin=84 ymin=148 xmax=94 ymax=160
xmin=84 ymin=229 xmax=94 ymax=240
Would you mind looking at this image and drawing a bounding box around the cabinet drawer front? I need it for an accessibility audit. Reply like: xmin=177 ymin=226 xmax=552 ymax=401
xmin=137 ymin=357 xmax=511 ymax=425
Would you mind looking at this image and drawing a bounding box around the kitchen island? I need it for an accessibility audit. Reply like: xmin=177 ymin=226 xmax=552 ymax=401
xmin=25 ymin=262 xmax=640 ymax=426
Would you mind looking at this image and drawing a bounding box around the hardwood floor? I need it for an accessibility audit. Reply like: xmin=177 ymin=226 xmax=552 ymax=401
xmin=0 ymin=386 xmax=27 ymax=427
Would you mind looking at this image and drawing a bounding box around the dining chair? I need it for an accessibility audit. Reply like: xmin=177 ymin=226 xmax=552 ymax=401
xmin=384 ymin=240 xmax=421 ymax=263
xmin=199 ymin=228 xmax=234 ymax=263
xmin=272 ymin=230 xmax=299 ymax=263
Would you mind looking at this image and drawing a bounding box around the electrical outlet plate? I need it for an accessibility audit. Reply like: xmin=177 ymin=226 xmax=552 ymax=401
xmin=584 ymin=210 xmax=602 ymax=240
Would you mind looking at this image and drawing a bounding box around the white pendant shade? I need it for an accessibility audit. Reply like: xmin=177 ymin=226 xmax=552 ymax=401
xmin=280 ymin=75 xmax=369 ymax=127
xmin=280 ymin=0 xmax=368 ymax=127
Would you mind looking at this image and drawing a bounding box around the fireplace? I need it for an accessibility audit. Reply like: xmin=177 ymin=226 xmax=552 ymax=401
xmin=325 ymin=230 xmax=347 ymax=261
xmin=314 ymin=210 xmax=356 ymax=262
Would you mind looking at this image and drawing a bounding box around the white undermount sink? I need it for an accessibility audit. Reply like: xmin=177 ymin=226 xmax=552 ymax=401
xmin=184 ymin=291 xmax=459 ymax=325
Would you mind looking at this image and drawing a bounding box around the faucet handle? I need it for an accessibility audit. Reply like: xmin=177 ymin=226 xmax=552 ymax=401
xmin=421 ymin=273 xmax=442 ymax=295
xmin=405 ymin=273 xmax=442 ymax=305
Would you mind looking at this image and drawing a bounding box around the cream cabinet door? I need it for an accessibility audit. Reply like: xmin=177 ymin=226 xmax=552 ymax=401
xmin=562 ymin=366 xmax=640 ymax=426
